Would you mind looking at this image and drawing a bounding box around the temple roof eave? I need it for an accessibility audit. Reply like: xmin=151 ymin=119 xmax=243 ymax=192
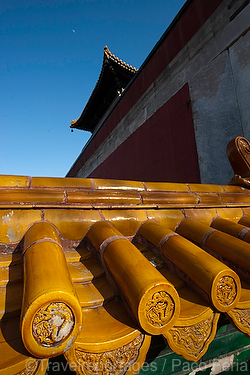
xmin=70 ymin=46 xmax=137 ymax=133
xmin=2 ymin=174 xmax=250 ymax=372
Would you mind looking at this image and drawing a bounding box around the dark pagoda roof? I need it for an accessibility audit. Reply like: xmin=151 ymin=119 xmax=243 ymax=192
xmin=71 ymin=46 xmax=138 ymax=133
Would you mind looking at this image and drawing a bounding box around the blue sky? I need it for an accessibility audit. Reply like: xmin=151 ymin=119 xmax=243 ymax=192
xmin=1 ymin=0 xmax=186 ymax=177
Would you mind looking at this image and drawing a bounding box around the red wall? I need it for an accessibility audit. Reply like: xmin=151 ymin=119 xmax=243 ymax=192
xmin=89 ymin=84 xmax=200 ymax=183
xmin=67 ymin=0 xmax=223 ymax=179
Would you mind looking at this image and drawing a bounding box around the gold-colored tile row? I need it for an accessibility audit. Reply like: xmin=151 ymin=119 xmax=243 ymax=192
xmin=3 ymin=211 xmax=250 ymax=365
xmin=67 ymin=189 xmax=142 ymax=205
xmin=142 ymin=248 xmax=220 ymax=361
xmin=0 ymin=186 xmax=249 ymax=211
xmin=0 ymin=174 xmax=249 ymax=196
xmin=0 ymin=175 xmax=30 ymax=188
xmin=87 ymin=220 xmax=181 ymax=335
xmin=139 ymin=220 xmax=241 ymax=313
xmin=0 ymin=206 xmax=249 ymax=245
xmin=174 ymin=216 xmax=250 ymax=341
xmin=141 ymin=191 xmax=199 ymax=205
xmin=177 ymin=219 xmax=250 ymax=272
xmin=0 ymin=189 xmax=65 ymax=204
xmin=0 ymin=187 xmax=249 ymax=208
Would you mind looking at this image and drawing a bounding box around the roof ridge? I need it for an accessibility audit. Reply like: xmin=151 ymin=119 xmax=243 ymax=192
xmin=104 ymin=45 xmax=138 ymax=72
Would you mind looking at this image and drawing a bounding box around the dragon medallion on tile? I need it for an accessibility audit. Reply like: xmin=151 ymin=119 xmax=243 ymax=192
xmin=216 ymin=276 xmax=237 ymax=307
xmin=168 ymin=314 xmax=214 ymax=359
xmin=74 ymin=334 xmax=143 ymax=375
xmin=145 ymin=291 xmax=175 ymax=327
xmin=32 ymin=302 xmax=74 ymax=346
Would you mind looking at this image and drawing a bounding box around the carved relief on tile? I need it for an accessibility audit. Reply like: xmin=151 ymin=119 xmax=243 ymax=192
xmin=145 ymin=291 xmax=175 ymax=327
xmin=167 ymin=314 xmax=216 ymax=361
xmin=216 ymin=276 xmax=237 ymax=307
xmin=227 ymin=308 xmax=250 ymax=336
xmin=32 ymin=302 xmax=74 ymax=346
xmin=74 ymin=334 xmax=143 ymax=375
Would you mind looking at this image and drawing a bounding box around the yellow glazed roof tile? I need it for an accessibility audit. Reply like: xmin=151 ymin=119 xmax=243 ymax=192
xmin=0 ymin=283 xmax=22 ymax=319
xmin=236 ymin=280 xmax=250 ymax=308
xmin=0 ymin=316 xmax=21 ymax=343
xmin=67 ymin=189 xmax=142 ymax=205
xmin=226 ymin=280 xmax=250 ymax=338
xmin=1 ymin=175 xmax=250 ymax=371
xmin=177 ymin=287 xmax=215 ymax=322
xmin=141 ymin=191 xmax=199 ymax=205
xmin=158 ymin=267 xmax=220 ymax=361
xmin=216 ymin=207 xmax=244 ymax=222
xmin=81 ymin=257 xmax=105 ymax=279
xmin=64 ymin=246 xmax=92 ymax=262
xmin=242 ymin=208 xmax=250 ymax=217
xmin=239 ymin=215 xmax=250 ymax=227
xmin=68 ymin=261 xmax=94 ymax=283
xmin=184 ymin=208 xmax=218 ymax=225
xmin=196 ymin=192 xmax=222 ymax=205
xmin=147 ymin=209 xmax=185 ymax=231
xmin=220 ymin=193 xmax=250 ymax=204
xmin=0 ymin=337 xmax=48 ymax=375
xmin=92 ymin=178 xmax=145 ymax=191
xmin=44 ymin=209 xmax=102 ymax=240
xmin=20 ymin=222 xmax=82 ymax=359
xmin=187 ymin=183 xmax=225 ymax=193
xmin=0 ymin=176 xmax=249 ymax=209
xmin=101 ymin=209 xmax=147 ymax=235
xmin=142 ymin=250 xmax=164 ymax=268
xmin=0 ymin=175 xmax=30 ymax=188
xmin=222 ymin=185 xmax=248 ymax=193
xmin=140 ymin=220 xmax=241 ymax=313
xmin=165 ymin=308 xmax=219 ymax=362
xmin=0 ymin=263 xmax=22 ymax=286
xmin=31 ymin=176 xmax=92 ymax=189
xmin=71 ymin=302 xmax=140 ymax=352
xmin=138 ymin=243 xmax=220 ymax=361
xmin=0 ymin=189 xmax=65 ymax=204
xmin=74 ymin=277 xmax=116 ymax=307
xmin=0 ymin=339 xmax=34 ymax=372
xmin=23 ymin=220 xmax=60 ymax=248
xmin=0 ymin=252 xmax=21 ymax=266
xmin=133 ymin=242 xmax=148 ymax=252
xmin=144 ymin=181 xmax=189 ymax=192
xmin=65 ymin=329 xmax=149 ymax=375
xmin=159 ymin=268 xmax=185 ymax=290
xmin=211 ymin=217 xmax=246 ymax=238
xmin=0 ymin=209 xmax=42 ymax=243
